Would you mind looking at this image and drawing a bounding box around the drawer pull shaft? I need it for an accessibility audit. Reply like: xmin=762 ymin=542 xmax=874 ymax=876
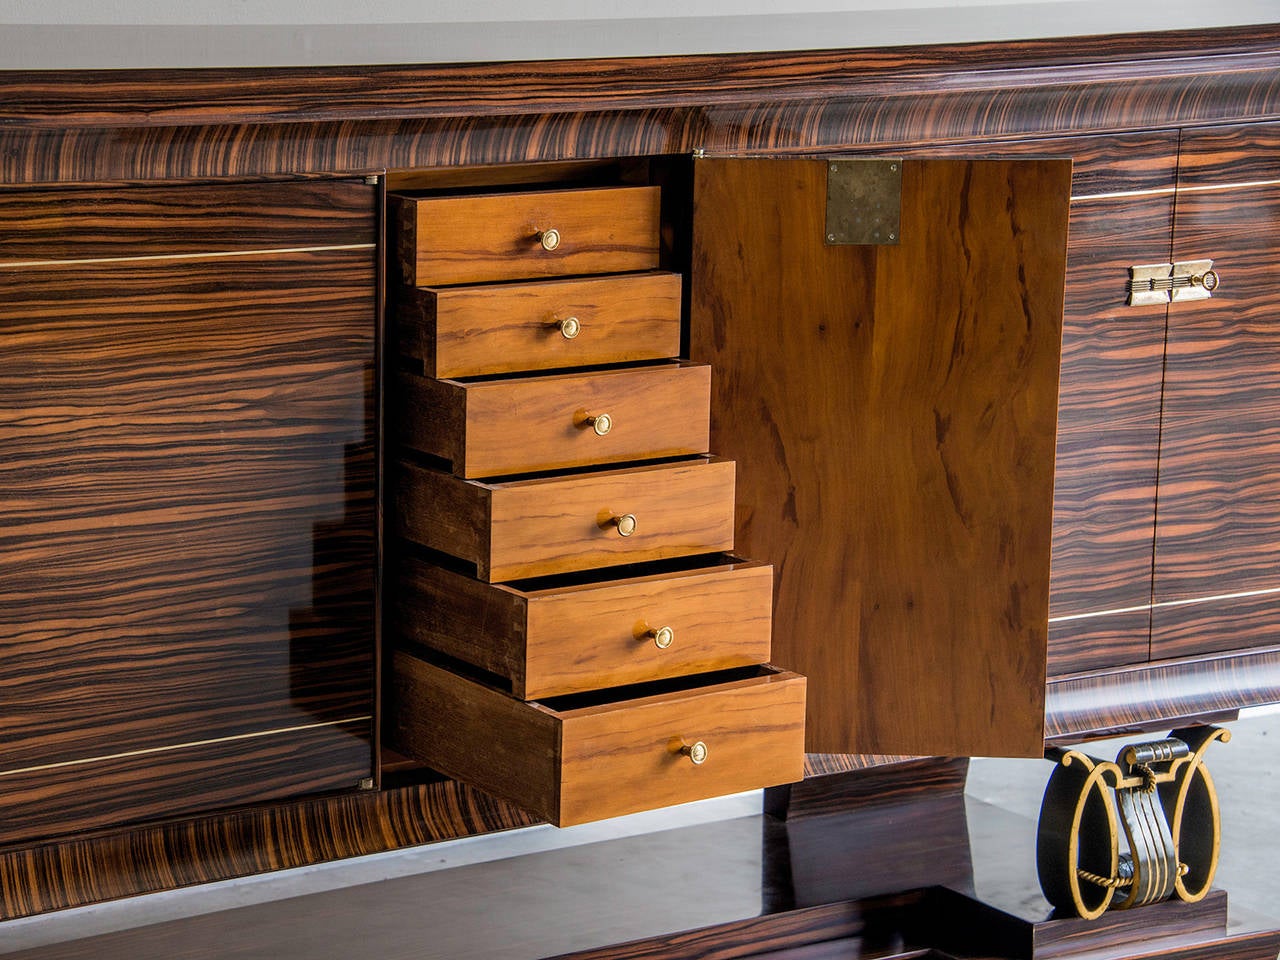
xmin=680 ymin=741 xmax=709 ymax=765
xmin=537 ymin=228 xmax=562 ymax=252
xmin=554 ymin=316 xmax=581 ymax=339
xmin=581 ymin=412 xmax=613 ymax=437
xmin=646 ymin=625 xmax=675 ymax=649
xmin=607 ymin=513 xmax=637 ymax=537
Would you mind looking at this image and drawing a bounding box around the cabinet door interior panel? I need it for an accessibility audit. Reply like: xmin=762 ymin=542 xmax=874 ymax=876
xmin=0 ymin=180 xmax=377 ymax=262
xmin=0 ymin=180 xmax=377 ymax=838
xmin=1044 ymin=194 xmax=1173 ymax=671
xmin=690 ymin=157 xmax=1070 ymax=757
xmin=0 ymin=721 xmax=371 ymax=848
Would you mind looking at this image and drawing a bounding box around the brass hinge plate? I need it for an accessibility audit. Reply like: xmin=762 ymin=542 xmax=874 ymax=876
xmin=1127 ymin=259 xmax=1220 ymax=306
xmin=825 ymin=159 xmax=902 ymax=245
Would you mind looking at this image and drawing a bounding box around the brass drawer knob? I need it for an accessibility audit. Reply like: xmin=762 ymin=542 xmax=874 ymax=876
xmin=555 ymin=316 xmax=581 ymax=340
xmin=646 ymin=625 xmax=675 ymax=649
xmin=680 ymin=741 xmax=709 ymax=765
xmin=608 ymin=513 xmax=637 ymax=537
xmin=538 ymin=228 xmax=561 ymax=251
xmin=581 ymin=412 xmax=612 ymax=437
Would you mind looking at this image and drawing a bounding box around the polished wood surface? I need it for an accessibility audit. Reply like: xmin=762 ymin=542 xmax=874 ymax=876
xmin=392 ymin=186 xmax=661 ymax=286
xmin=393 ymin=271 xmax=682 ymax=379
xmin=394 ymin=457 xmax=738 ymax=582
xmin=1044 ymin=646 xmax=1280 ymax=743
xmin=394 ymin=554 xmax=773 ymax=698
xmin=394 ymin=362 xmax=711 ymax=478
xmin=391 ymin=652 xmax=805 ymax=826
xmin=690 ymin=157 xmax=1069 ymax=757
xmin=0 ymin=179 xmax=376 ymax=846
xmin=0 ymin=777 xmax=538 ymax=921
xmin=1153 ymin=124 xmax=1280 ymax=660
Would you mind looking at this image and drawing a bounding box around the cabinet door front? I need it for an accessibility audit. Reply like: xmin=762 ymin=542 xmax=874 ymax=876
xmin=0 ymin=180 xmax=377 ymax=844
xmin=1152 ymin=123 xmax=1280 ymax=659
xmin=690 ymin=156 xmax=1070 ymax=757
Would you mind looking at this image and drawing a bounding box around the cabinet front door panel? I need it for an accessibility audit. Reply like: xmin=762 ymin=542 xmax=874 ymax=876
xmin=1153 ymin=123 xmax=1280 ymax=660
xmin=0 ymin=180 xmax=377 ymax=844
xmin=690 ymin=156 xmax=1070 ymax=757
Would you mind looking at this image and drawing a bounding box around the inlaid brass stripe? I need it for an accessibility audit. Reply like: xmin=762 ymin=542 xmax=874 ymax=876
xmin=0 ymin=716 xmax=373 ymax=779
xmin=1073 ymin=178 xmax=1280 ymax=203
xmin=0 ymin=243 xmax=375 ymax=269
xmin=1050 ymin=585 xmax=1280 ymax=624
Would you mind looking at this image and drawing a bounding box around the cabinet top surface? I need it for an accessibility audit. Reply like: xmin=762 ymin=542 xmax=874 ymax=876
xmin=0 ymin=3 xmax=1275 ymax=71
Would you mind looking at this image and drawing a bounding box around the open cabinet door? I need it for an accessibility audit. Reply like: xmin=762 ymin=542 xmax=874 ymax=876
xmin=689 ymin=156 xmax=1070 ymax=758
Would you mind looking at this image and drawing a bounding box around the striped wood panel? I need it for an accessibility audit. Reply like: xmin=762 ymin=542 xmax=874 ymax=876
xmin=1153 ymin=136 xmax=1280 ymax=659
xmin=0 ymin=180 xmax=377 ymax=844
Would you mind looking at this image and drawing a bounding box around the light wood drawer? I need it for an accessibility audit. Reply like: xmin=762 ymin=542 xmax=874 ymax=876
xmin=393 ymin=457 xmax=737 ymax=581
xmin=392 ymin=186 xmax=661 ymax=286
xmin=394 ymin=272 xmax=682 ymax=379
xmin=393 ymin=556 xmax=773 ymax=698
xmin=390 ymin=653 xmax=806 ymax=826
xmin=397 ymin=362 xmax=711 ymax=479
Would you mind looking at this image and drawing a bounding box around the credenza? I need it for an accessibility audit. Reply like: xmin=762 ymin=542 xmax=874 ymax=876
xmin=2 ymin=22 xmax=1280 ymax=957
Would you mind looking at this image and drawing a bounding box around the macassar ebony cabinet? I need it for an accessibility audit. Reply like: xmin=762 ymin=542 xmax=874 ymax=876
xmin=0 ymin=25 xmax=1279 ymax=948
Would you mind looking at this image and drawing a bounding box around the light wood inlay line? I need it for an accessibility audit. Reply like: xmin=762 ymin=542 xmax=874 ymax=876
xmin=1049 ymin=585 xmax=1280 ymax=624
xmin=0 ymin=243 xmax=376 ymax=269
xmin=0 ymin=717 xmax=373 ymax=779
xmin=1073 ymin=178 xmax=1280 ymax=203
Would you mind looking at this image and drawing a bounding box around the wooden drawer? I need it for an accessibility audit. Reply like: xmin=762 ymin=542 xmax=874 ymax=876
xmin=394 ymin=556 xmax=773 ymax=698
xmin=392 ymin=186 xmax=661 ymax=286
xmin=393 ymin=457 xmax=737 ymax=581
xmin=397 ymin=362 xmax=711 ymax=478
xmin=394 ymin=272 xmax=682 ymax=379
xmin=390 ymin=653 xmax=806 ymax=826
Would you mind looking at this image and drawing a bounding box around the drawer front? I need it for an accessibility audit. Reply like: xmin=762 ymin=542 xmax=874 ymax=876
xmin=390 ymin=653 xmax=805 ymax=827
xmin=405 ymin=363 xmax=712 ymax=478
xmin=487 ymin=458 xmax=737 ymax=581
xmin=556 ymin=669 xmax=807 ymax=825
xmin=393 ymin=458 xmax=738 ymax=582
xmin=396 ymin=272 xmax=682 ymax=379
xmin=394 ymin=186 xmax=661 ymax=286
xmin=395 ymin=557 xmax=773 ymax=698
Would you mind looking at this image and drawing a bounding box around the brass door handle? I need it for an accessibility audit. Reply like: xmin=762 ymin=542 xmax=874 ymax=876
xmin=580 ymin=412 xmax=612 ymax=437
xmin=606 ymin=513 xmax=637 ymax=537
xmin=554 ymin=316 xmax=581 ymax=340
xmin=537 ymin=228 xmax=561 ymax=251
xmin=680 ymin=741 xmax=708 ymax=765
xmin=645 ymin=625 xmax=674 ymax=649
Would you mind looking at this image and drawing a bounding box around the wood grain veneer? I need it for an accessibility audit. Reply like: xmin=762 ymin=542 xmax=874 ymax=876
xmin=393 ymin=271 xmax=682 ymax=379
xmin=393 ymin=457 xmax=737 ymax=582
xmin=394 ymin=362 xmax=711 ymax=478
xmin=689 ymin=156 xmax=1068 ymax=758
xmin=393 ymin=555 xmax=773 ymax=698
xmin=0 ymin=179 xmax=377 ymax=845
xmin=390 ymin=652 xmax=805 ymax=826
xmin=391 ymin=185 xmax=661 ymax=286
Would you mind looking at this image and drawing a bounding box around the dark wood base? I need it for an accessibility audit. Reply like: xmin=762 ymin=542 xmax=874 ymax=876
xmin=765 ymin=755 xmax=970 ymax=820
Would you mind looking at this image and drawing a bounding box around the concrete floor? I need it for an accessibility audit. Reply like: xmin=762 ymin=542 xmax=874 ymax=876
xmin=2 ymin=709 xmax=1276 ymax=956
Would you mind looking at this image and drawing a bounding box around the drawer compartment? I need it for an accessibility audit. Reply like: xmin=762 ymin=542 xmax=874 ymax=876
xmin=397 ymin=362 xmax=711 ymax=478
xmin=393 ymin=457 xmax=737 ymax=581
xmin=394 ymin=272 xmax=682 ymax=379
xmin=392 ymin=186 xmax=661 ymax=286
xmin=390 ymin=654 xmax=806 ymax=826
xmin=394 ymin=555 xmax=773 ymax=698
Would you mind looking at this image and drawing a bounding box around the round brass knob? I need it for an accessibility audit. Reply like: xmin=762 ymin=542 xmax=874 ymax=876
xmin=1196 ymin=270 xmax=1220 ymax=292
xmin=556 ymin=316 xmax=581 ymax=340
xmin=609 ymin=513 xmax=637 ymax=537
xmin=646 ymin=625 xmax=675 ymax=649
xmin=538 ymin=228 xmax=561 ymax=252
xmin=582 ymin=413 xmax=612 ymax=437
xmin=681 ymin=741 xmax=708 ymax=765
